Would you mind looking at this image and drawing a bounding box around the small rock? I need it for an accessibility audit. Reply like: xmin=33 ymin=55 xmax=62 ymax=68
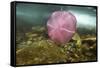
xmin=27 ymin=41 xmax=32 ymax=45
xmin=34 ymin=58 xmax=39 ymax=61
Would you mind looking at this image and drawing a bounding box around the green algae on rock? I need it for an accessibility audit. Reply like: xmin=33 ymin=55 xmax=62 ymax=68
xmin=16 ymin=26 xmax=97 ymax=65
xmin=16 ymin=39 xmax=67 ymax=65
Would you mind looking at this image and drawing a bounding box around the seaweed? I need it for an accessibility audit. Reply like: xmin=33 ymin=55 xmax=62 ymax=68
xmin=16 ymin=26 xmax=97 ymax=65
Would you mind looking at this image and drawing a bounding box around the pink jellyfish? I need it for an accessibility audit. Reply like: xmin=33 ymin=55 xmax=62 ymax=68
xmin=47 ymin=11 xmax=77 ymax=44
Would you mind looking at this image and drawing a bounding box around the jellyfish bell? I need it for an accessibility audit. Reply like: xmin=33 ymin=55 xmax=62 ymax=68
xmin=47 ymin=11 xmax=77 ymax=45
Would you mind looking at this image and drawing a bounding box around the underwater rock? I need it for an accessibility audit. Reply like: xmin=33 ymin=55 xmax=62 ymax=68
xmin=25 ymin=32 xmax=38 ymax=38
xmin=32 ymin=26 xmax=45 ymax=33
xmin=47 ymin=11 xmax=77 ymax=44
xmin=27 ymin=41 xmax=32 ymax=45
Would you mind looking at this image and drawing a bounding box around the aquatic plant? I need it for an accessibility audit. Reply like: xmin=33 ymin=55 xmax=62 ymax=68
xmin=16 ymin=26 xmax=96 ymax=65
